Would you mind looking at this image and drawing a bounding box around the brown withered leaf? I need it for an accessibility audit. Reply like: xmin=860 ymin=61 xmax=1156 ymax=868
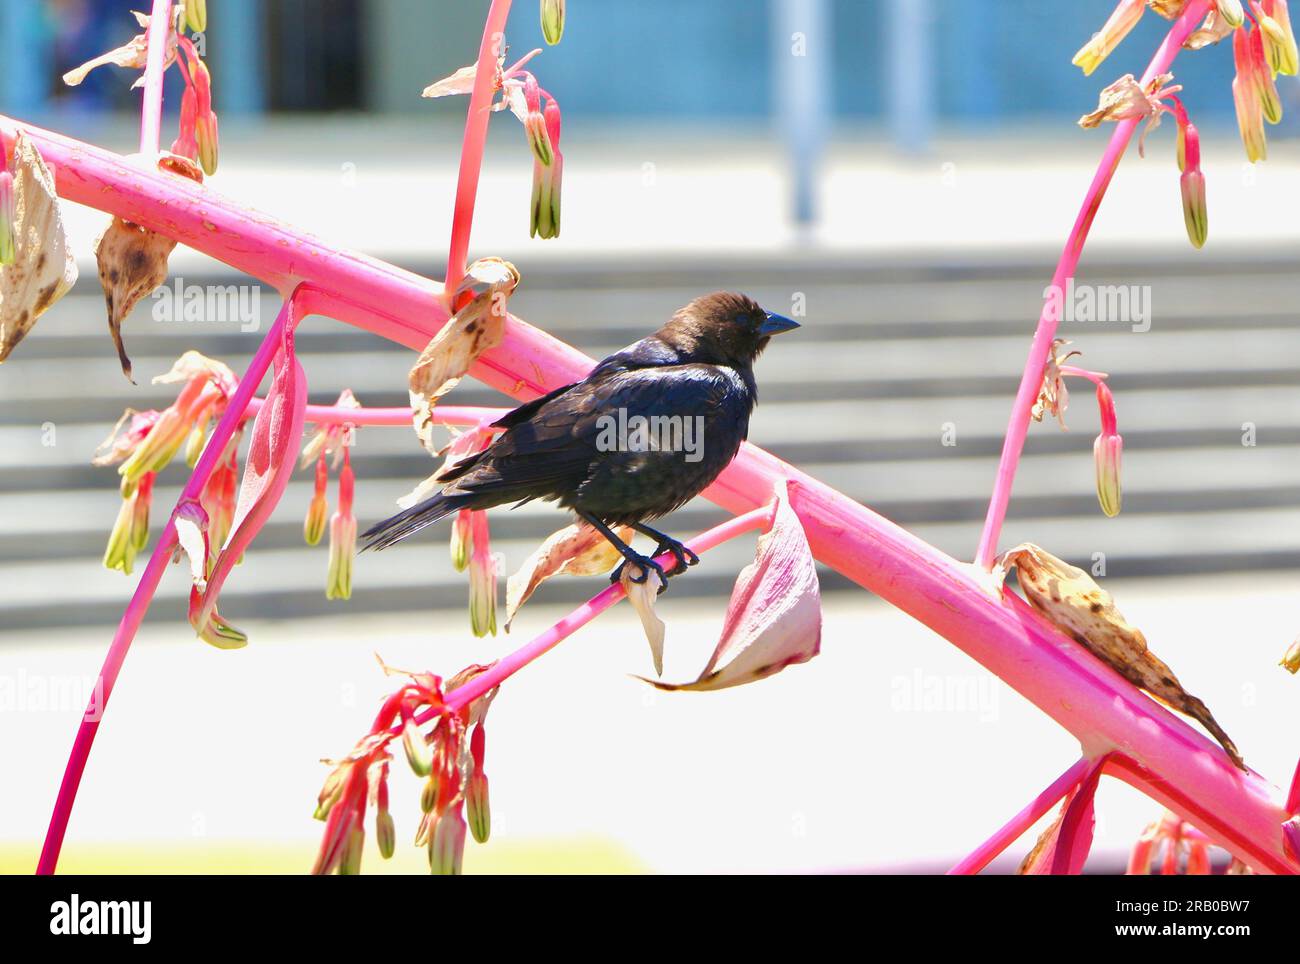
xmin=408 ymin=257 xmax=519 ymax=454
xmin=0 ymin=133 xmax=79 ymax=363
xmin=1001 ymin=543 xmax=1245 ymax=769
xmin=94 ymin=217 xmax=176 ymax=381
xmin=505 ymin=522 xmax=632 ymax=630
xmin=92 ymin=153 xmax=202 ymax=381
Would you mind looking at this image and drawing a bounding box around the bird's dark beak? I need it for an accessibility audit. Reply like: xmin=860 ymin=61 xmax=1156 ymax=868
xmin=759 ymin=311 xmax=800 ymax=336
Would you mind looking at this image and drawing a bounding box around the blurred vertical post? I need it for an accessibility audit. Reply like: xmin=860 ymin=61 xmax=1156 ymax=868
xmin=772 ymin=0 xmax=831 ymax=226
xmin=213 ymin=0 xmax=266 ymax=115
xmin=888 ymin=0 xmax=934 ymax=154
xmin=0 ymin=0 xmax=47 ymax=117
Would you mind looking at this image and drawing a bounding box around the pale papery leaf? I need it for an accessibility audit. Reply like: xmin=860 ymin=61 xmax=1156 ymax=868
xmin=63 ymin=10 xmax=180 ymax=88
xmin=408 ymin=258 xmax=518 ymax=455
xmin=505 ymin=522 xmax=632 ymax=630
xmin=622 ymin=564 xmax=667 ymax=676
xmin=172 ymin=501 xmax=209 ymax=593
xmin=421 ymin=64 xmax=481 ymax=99
xmin=0 ymin=133 xmax=79 ymax=362
xmin=195 ymin=325 xmax=308 ymax=634
xmin=644 ymin=481 xmax=821 ymax=692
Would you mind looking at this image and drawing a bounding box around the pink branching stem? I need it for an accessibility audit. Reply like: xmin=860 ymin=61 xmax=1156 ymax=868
xmin=403 ymin=505 xmax=775 ymax=728
xmin=9 ymin=71 xmax=1297 ymax=870
xmin=973 ymin=0 xmax=1211 ymax=569
xmin=444 ymin=0 xmax=514 ymax=296
xmin=137 ymin=0 xmax=173 ymax=155
xmin=246 ymin=401 xmax=505 ymax=428
xmin=947 ymin=755 xmax=1097 ymax=875
xmin=37 ymin=292 xmax=300 ymax=875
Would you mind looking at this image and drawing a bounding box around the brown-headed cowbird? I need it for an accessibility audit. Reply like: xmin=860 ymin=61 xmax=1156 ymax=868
xmin=363 ymin=292 xmax=799 ymax=589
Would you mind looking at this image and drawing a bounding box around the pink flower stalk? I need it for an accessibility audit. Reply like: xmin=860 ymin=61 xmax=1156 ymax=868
xmin=138 ymin=0 xmax=174 ymax=154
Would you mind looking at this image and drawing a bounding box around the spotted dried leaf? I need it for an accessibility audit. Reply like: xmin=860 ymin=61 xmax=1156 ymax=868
xmin=1001 ymin=543 xmax=1244 ymax=769
xmin=0 ymin=133 xmax=79 ymax=363
xmin=505 ymin=522 xmax=632 ymax=630
xmin=408 ymin=258 xmax=518 ymax=454
xmin=94 ymin=216 xmax=177 ymax=381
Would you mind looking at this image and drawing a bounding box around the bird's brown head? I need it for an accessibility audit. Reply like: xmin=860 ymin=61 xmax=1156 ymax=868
xmin=659 ymin=291 xmax=800 ymax=368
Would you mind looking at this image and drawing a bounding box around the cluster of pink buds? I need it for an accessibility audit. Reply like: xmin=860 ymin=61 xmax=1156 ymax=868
xmin=173 ymin=36 xmax=219 ymax=175
xmin=1075 ymin=1 xmax=1299 ymax=250
xmin=1127 ymin=811 xmax=1217 ymax=874
xmin=299 ymin=390 xmax=361 ymax=599
xmin=313 ymin=662 xmax=497 ymax=875
xmin=522 ymin=75 xmax=563 ymax=239
xmin=94 ymin=353 xmax=237 ymax=572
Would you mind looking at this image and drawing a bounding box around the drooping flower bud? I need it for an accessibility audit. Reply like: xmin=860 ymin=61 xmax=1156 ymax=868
xmin=523 ymin=76 xmax=553 ymax=166
xmin=1180 ymin=169 xmax=1208 ymax=248
xmin=402 ymin=718 xmax=433 ymax=776
xmin=304 ymin=454 xmax=329 ymax=546
xmin=1092 ymin=381 xmax=1123 ymax=517
xmin=196 ymin=110 xmax=219 ymax=177
xmin=1233 ymin=28 xmax=1269 ymax=161
xmin=450 ymin=508 xmax=473 ymax=572
xmin=466 ymin=723 xmax=491 ymax=843
xmin=130 ymin=472 xmax=155 ymax=553
xmin=376 ymin=809 xmax=396 ymax=860
xmin=0 ymin=170 xmax=14 ymax=266
xmin=429 ymin=806 xmax=468 ymax=875
xmin=1073 ymin=0 xmax=1146 ymax=76
xmin=1218 ymin=0 xmax=1247 ymax=25
xmin=1255 ymin=0 xmax=1299 ymax=74
xmin=325 ymin=450 xmax=356 ymax=600
xmin=339 ymin=824 xmax=365 ymax=875
xmin=530 ymin=98 xmax=563 ymax=239
xmin=468 ymin=510 xmax=498 ymax=636
xmin=541 ymin=0 xmax=566 ymax=45
xmin=185 ymin=0 xmax=207 ymax=34
xmin=1250 ymin=26 xmax=1285 ymax=123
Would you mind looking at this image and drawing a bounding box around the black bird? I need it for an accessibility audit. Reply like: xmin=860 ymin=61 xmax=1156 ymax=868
xmin=363 ymin=292 xmax=800 ymax=589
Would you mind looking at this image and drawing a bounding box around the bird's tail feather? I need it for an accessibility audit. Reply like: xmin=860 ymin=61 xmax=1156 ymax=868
xmin=362 ymin=490 xmax=474 ymax=551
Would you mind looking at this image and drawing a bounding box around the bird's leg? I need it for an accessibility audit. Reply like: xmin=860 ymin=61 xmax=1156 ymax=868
xmin=576 ymin=511 xmax=669 ymax=593
xmin=630 ymin=523 xmax=699 ymax=575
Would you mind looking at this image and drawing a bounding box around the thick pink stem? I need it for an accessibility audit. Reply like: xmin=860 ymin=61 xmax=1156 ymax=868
xmin=445 ymin=0 xmax=514 ymax=295
xmin=9 ymin=56 xmax=1296 ymax=872
xmin=947 ymin=756 xmax=1096 ymax=875
xmin=138 ymin=0 xmax=174 ymax=155
xmin=974 ymin=1 xmax=1210 ymax=568
xmin=37 ymin=297 xmax=293 ymax=874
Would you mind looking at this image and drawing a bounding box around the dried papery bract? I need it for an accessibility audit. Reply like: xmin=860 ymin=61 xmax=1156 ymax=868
xmin=408 ymin=258 xmax=519 ymax=454
xmin=505 ymin=521 xmax=632 ymax=629
xmin=622 ymin=564 xmax=667 ymax=676
xmin=0 ymin=133 xmax=78 ymax=362
xmin=62 ymin=9 xmax=180 ymax=88
xmin=644 ymin=481 xmax=821 ymax=691
xmin=1000 ymin=543 xmax=1244 ymax=769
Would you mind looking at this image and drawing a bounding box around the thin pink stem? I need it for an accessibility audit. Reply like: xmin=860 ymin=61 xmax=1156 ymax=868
xmin=402 ymin=505 xmax=775 ymax=727
xmin=445 ymin=0 xmax=514 ymax=296
xmin=249 ymin=401 xmax=505 ymax=428
xmin=973 ymin=0 xmax=1210 ymax=569
xmin=947 ymin=756 xmax=1096 ymax=875
xmin=138 ymin=0 xmax=174 ymax=155
xmin=37 ymin=294 xmax=297 ymax=875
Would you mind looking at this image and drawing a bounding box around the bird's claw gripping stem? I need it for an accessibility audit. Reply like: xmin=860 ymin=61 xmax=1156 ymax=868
xmin=610 ymin=552 xmax=670 ymax=593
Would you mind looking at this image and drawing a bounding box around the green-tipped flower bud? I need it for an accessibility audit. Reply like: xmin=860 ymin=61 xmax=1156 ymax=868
xmin=0 ymin=171 xmax=15 ymax=266
xmin=1094 ymin=433 xmax=1124 ymax=517
xmin=541 ymin=0 xmax=565 ymax=45
xmin=402 ymin=719 xmax=433 ymax=776
xmin=429 ymin=809 xmax=467 ymax=875
xmin=1180 ymin=170 xmax=1208 ymax=249
xmin=376 ymin=809 xmax=396 ymax=859
xmin=185 ymin=0 xmax=208 ymax=34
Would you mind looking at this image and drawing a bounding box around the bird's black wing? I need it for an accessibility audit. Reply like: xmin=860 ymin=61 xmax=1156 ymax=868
xmin=444 ymin=362 xmax=747 ymax=506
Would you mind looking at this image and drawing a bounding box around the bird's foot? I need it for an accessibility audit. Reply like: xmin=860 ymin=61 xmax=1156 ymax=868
xmin=651 ymin=537 xmax=699 ymax=576
xmin=610 ymin=552 xmax=670 ymax=594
